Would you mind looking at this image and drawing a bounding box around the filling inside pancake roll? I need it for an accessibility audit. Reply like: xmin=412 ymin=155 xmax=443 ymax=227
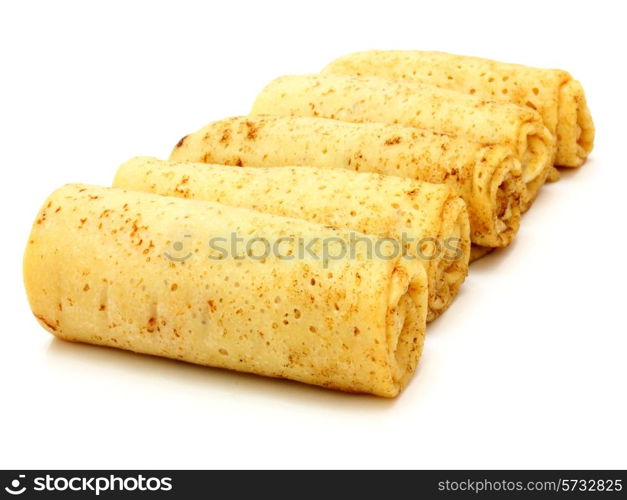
xmin=113 ymin=157 xmax=470 ymax=322
xmin=24 ymin=184 xmax=429 ymax=397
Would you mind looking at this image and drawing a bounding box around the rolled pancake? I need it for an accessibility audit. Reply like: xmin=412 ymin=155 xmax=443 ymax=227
xmin=170 ymin=115 xmax=522 ymax=248
xmin=24 ymin=184 xmax=428 ymax=397
xmin=114 ymin=156 xmax=470 ymax=321
xmin=250 ymin=74 xmax=553 ymax=207
xmin=323 ymin=50 xmax=594 ymax=167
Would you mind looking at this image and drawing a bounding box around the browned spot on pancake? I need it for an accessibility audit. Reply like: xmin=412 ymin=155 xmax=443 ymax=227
xmin=175 ymin=135 xmax=189 ymax=148
xmin=147 ymin=317 xmax=156 ymax=333
xmin=245 ymin=121 xmax=259 ymax=140
xmin=384 ymin=136 xmax=401 ymax=146
xmin=219 ymin=128 xmax=231 ymax=145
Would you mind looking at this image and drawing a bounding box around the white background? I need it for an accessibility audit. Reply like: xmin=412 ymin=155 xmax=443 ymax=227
xmin=1 ymin=0 xmax=625 ymax=469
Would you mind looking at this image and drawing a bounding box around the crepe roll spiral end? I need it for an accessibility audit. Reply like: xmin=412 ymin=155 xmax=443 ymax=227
xmin=555 ymin=80 xmax=595 ymax=167
xmin=471 ymin=148 xmax=523 ymax=248
xmin=518 ymin=121 xmax=554 ymax=209
xmin=383 ymin=260 xmax=427 ymax=397
xmin=426 ymin=196 xmax=470 ymax=322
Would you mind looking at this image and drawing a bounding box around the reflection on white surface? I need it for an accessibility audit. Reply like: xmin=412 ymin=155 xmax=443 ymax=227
xmin=45 ymin=337 xmax=398 ymax=410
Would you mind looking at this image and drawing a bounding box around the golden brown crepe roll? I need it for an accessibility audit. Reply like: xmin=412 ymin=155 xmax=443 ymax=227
xmin=23 ymin=184 xmax=428 ymax=397
xmin=250 ymin=74 xmax=553 ymax=207
xmin=113 ymin=156 xmax=470 ymax=321
xmin=323 ymin=50 xmax=595 ymax=167
xmin=170 ymin=115 xmax=523 ymax=248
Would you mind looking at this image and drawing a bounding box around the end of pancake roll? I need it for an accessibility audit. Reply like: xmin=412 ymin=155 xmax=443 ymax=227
xmin=23 ymin=190 xmax=61 ymax=340
xmin=424 ymin=196 xmax=470 ymax=322
xmin=518 ymin=120 xmax=554 ymax=210
xmin=471 ymin=146 xmax=523 ymax=248
xmin=383 ymin=259 xmax=428 ymax=397
xmin=555 ymin=79 xmax=595 ymax=167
